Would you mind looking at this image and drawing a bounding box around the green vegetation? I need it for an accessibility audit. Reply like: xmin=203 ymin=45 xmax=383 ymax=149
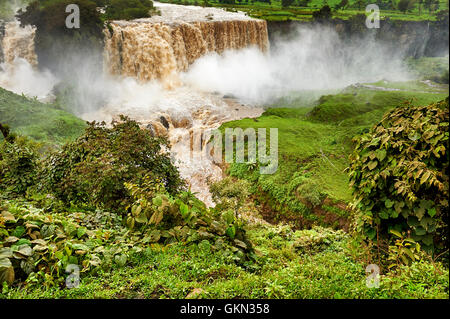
xmin=16 ymin=0 xmax=104 ymax=72
xmin=105 ymin=0 xmax=155 ymax=20
xmin=40 ymin=117 xmax=184 ymax=211
xmin=0 ymin=87 xmax=86 ymax=144
xmin=159 ymin=0 xmax=449 ymax=22
xmin=349 ymin=98 xmax=448 ymax=254
xmin=0 ymin=79 xmax=448 ymax=298
xmin=220 ymin=84 xmax=448 ymax=229
xmin=1 ymin=203 xmax=448 ymax=298
xmin=0 ymin=117 xmax=257 ymax=290
xmin=406 ymin=56 xmax=450 ymax=84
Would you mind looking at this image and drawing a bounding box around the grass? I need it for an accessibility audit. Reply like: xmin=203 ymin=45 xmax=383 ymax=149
xmin=0 ymin=87 xmax=87 ymax=145
xmin=219 ymin=81 xmax=448 ymax=228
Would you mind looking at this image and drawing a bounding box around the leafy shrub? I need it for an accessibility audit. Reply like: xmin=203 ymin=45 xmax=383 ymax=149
xmin=105 ymin=0 xmax=154 ymax=20
xmin=0 ymin=199 xmax=141 ymax=287
xmin=348 ymin=98 xmax=449 ymax=253
xmin=124 ymin=176 xmax=254 ymax=263
xmin=0 ymin=136 xmax=40 ymax=196
xmin=41 ymin=116 xmax=184 ymax=212
xmin=312 ymin=5 xmax=332 ymax=22
xmin=292 ymin=226 xmax=347 ymax=254
xmin=210 ymin=177 xmax=250 ymax=215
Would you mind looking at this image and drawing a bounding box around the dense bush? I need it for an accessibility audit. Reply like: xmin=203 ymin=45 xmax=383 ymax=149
xmin=0 ymin=134 xmax=40 ymax=196
xmin=348 ymin=98 xmax=449 ymax=253
xmin=105 ymin=0 xmax=154 ymax=20
xmin=312 ymin=5 xmax=332 ymax=22
xmin=41 ymin=116 xmax=184 ymax=212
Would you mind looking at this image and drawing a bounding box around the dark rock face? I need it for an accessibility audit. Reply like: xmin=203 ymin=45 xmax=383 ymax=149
xmin=159 ymin=116 xmax=170 ymax=129
xmin=267 ymin=18 xmax=449 ymax=58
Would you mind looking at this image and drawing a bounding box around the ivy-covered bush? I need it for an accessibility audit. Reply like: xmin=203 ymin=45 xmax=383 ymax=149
xmin=0 ymin=136 xmax=40 ymax=196
xmin=348 ymin=98 xmax=449 ymax=253
xmin=41 ymin=116 xmax=184 ymax=212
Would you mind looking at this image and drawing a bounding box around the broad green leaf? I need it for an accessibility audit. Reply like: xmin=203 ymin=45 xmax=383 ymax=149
xmin=153 ymin=196 xmax=163 ymax=207
xmin=427 ymin=207 xmax=437 ymax=217
xmin=0 ymin=248 xmax=12 ymax=259
xmin=389 ymin=229 xmax=402 ymax=238
xmin=367 ymin=161 xmax=378 ymax=170
xmin=385 ymin=199 xmax=394 ymax=208
xmin=376 ymin=149 xmax=386 ymax=161
xmin=135 ymin=212 xmax=148 ymax=224
xmin=77 ymin=227 xmax=87 ymax=238
xmin=226 ymin=226 xmax=236 ymax=239
xmin=12 ymin=226 xmax=25 ymax=238
xmin=179 ymin=203 xmax=189 ymax=218
xmin=114 ymin=254 xmax=127 ymax=267
xmin=150 ymin=210 xmax=163 ymax=225
xmin=414 ymin=227 xmax=426 ymax=236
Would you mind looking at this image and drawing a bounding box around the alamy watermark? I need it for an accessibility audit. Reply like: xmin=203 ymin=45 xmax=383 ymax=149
xmin=365 ymin=4 xmax=380 ymax=29
xmin=365 ymin=264 xmax=380 ymax=288
xmin=65 ymin=4 xmax=80 ymax=29
xmin=65 ymin=264 xmax=80 ymax=288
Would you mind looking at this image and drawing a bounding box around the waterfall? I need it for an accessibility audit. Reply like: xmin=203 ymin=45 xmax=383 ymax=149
xmin=103 ymin=3 xmax=269 ymax=85
xmin=0 ymin=20 xmax=37 ymax=66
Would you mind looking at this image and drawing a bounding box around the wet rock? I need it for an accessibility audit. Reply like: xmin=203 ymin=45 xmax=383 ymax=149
xmin=146 ymin=123 xmax=156 ymax=136
xmin=172 ymin=116 xmax=193 ymax=129
xmin=159 ymin=116 xmax=170 ymax=129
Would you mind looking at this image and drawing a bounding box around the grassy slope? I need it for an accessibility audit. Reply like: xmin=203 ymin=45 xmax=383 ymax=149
xmin=220 ymin=82 xmax=448 ymax=228
xmin=0 ymin=87 xmax=86 ymax=145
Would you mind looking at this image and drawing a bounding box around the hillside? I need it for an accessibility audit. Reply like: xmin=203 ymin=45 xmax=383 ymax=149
xmin=0 ymin=87 xmax=86 ymax=144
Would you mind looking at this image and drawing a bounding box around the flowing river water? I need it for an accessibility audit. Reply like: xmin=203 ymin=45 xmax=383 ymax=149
xmin=0 ymin=2 xmax=268 ymax=206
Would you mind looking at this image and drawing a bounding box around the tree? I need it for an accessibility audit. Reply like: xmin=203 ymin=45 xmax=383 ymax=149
xmin=42 ymin=116 xmax=185 ymax=211
xmin=418 ymin=0 xmax=424 ymax=15
xmin=312 ymin=4 xmax=332 ymax=21
xmin=398 ymin=0 xmax=414 ymax=12
xmin=105 ymin=0 xmax=154 ymax=20
xmin=282 ymin=0 xmax=295 ymax=7
xmin=355 ymin=0 xmax=366 ymax=10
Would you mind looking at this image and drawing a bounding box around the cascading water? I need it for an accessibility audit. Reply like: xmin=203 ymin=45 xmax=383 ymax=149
xmin=0 ymin=20 xmax=37 ymax=66
xmin=0 ymin=19 xmax=57 ymax=100
xmin=0 ymin=2 xmax=269 ymax=205
xmin=103 ymin=2 xmax=269 ymax=85
xmin=95 ymin=3 xmax=269 ymax=205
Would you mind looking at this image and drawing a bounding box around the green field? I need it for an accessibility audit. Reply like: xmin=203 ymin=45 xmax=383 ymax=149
xmin=158 ymin=0 xmax=449 ymax=22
